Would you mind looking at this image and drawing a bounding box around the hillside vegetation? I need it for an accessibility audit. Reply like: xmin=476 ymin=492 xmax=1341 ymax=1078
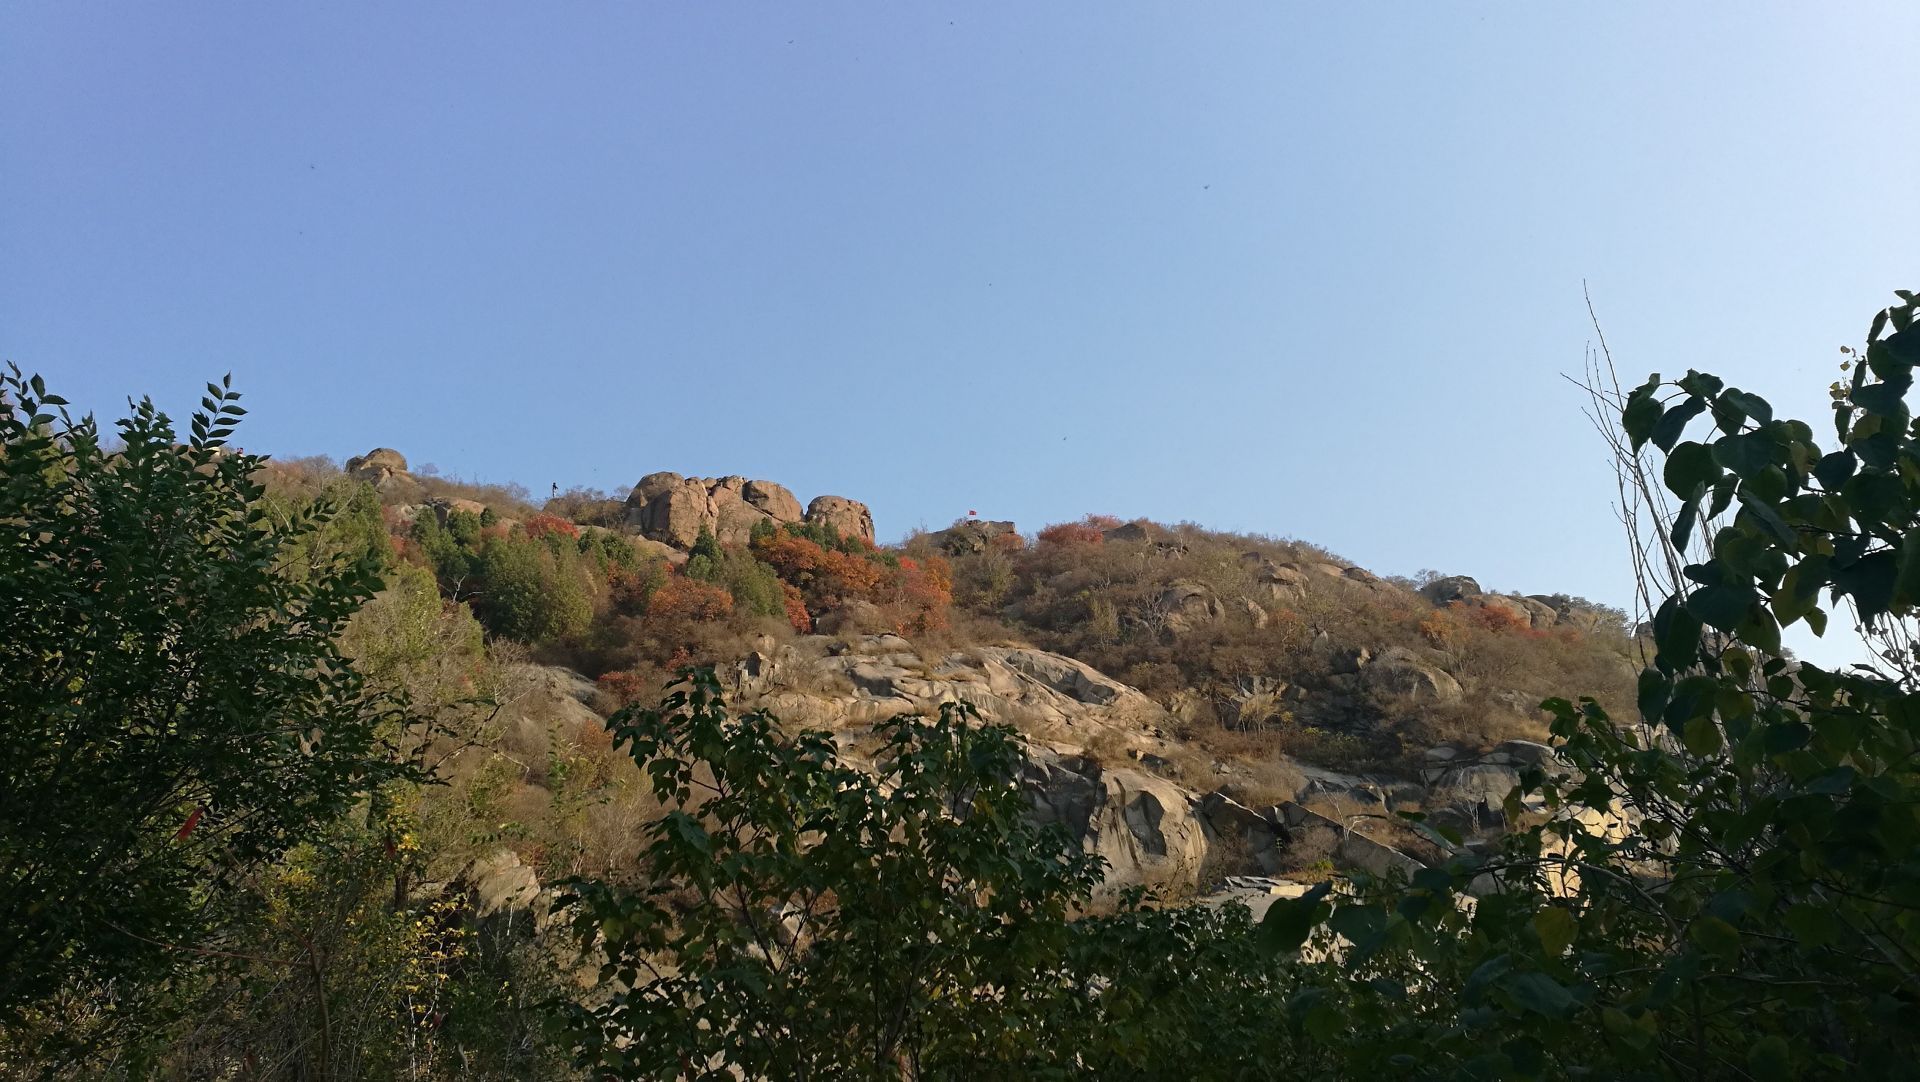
xmin=10 ymin=288 xmax=1920 ymax=1080
xmin=261 ymin=450 xmax=1642 ymax=781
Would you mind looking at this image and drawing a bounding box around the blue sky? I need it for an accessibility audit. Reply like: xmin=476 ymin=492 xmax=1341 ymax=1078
xmin=5 ymin=4 xmax=1915 ymax=664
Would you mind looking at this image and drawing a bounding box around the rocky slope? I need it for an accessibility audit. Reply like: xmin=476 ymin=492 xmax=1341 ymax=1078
xmin=328 ymin=449 xmax=1638 ymax=902
xmin=488 ymin=633 xmax=1586 ymax=900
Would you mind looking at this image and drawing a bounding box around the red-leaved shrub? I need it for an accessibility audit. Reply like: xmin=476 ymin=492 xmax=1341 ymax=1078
xmin=524 ymin=513 xmax=581 ymax=541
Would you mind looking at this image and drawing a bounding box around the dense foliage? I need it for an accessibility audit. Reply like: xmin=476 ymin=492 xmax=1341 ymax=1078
xmin=12 ymin=289 xmax=1920 ymax=1080
xmin=1246 ymin=291 xmax=1920 ymax=1078
xmin=558 ymin=670 xmax=1295 ymax=1080
xmin=0 ymin=372 xmax=410 ymax=1034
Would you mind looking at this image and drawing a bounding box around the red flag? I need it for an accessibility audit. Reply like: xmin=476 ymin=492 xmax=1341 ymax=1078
xmin=174 ymin=806 xmax=204 ymax=841
xmin=968 ymin=509 xmax=977 ymax=517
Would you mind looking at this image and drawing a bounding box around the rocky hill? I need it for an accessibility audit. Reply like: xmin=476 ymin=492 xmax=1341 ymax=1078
xmin=261 ymin=449 xmax=1645 ymax=900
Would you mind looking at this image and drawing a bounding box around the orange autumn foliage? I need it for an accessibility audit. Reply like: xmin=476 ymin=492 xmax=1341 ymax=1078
xmin=891 ymin=553 xmax=953 ymax=635
xmin=647 ymin=575 xmax=734 ymax=623
xmin=754 ymin=533 xmax=885 ymax=605
xmin=782 ymin=582 xmax=813 ymax=633
xmin=596 ymin=670 xmax=651 ymax=707
xmin=1037 ymin=522 xmax=1105 ymax=547
xmin=524 ymin=512 xmax=580 ymax=541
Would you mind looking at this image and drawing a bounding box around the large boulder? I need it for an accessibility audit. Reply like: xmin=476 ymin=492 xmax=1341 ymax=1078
xmin=624 ymin=472 xmax=810 ymax=549
xmin=805 ymin=495 xmax=876 ymax=546
xmin=460 ymin=849 xmax=543 ymax=920
xmin=930 ymin=519 xmax=1020 ymax=555
xmin=345 ymin=447 xmax=410 ymax=488
xmin=1156 ymin=581 xmax=1223 ymax=634
xmin=1197 ymin=791 xmax=1285 ymax=874
xmin=1509 ymin=596 xmax=1560 ymax=630
xmin=1243 ymin=553 xmax=1309 ymax=603
xmin=1025 ymin=754 xmax=1211 ymax=896
xmin=737 ymin=636 xmax=1174 ymax=755
xmin=1528 ymin=594 xmax=1625 ymax=634
xmin=429 ymin=497 xmax=488 ymax=525
xmin=1421 ymin=575 xmax=1483 ymax=605
xmin=1102 ymin=520 xmax=1172 ymax=544
xmin=1362 ymin=647 xmax=1463 ymax=703
xmin=743 ymin=479 xmax=803 ymax=523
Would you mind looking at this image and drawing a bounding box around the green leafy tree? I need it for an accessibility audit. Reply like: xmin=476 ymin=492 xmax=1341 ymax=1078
xmin=1257 ymin=291 xmax=1920 ymax=1079
xmin=0 ymin=370 xmax=413 ymax=1022
xmin=686 ymin=544 xmax=786 ymax=620
xmin=411 ymin=513 xmax=479 ymax=597
xmin=474 ymin=534 xmax=592 ymax=643
xmin=557 ymin=670 xmax=1293 ymax=1080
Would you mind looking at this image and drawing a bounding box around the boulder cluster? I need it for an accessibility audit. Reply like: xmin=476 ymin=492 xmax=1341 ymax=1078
xmin=1418 ymin=574 xmax=1616 ymax=632
xmin=341 ymin=449 xmax=875 ymax=555
xmin=344 ymin=447 xmax=412 ymax=488
xmin=625 ymin=472 xmax=874 ymax=550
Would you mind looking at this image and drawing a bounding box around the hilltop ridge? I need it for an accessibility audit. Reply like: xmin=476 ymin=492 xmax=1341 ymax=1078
xmin=277 ymin=449 xmax=1641 ymax=782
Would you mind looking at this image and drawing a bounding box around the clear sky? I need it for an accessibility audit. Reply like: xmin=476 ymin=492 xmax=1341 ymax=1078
xmin=5 ymin=4 xmax=1915 ymax=665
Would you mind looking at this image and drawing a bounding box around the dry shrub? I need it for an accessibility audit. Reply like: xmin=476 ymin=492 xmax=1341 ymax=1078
xmin=1035 ymin=521 xmax=1105 ymax=547
xmin=409 ymin=470 xmax=539 ymax=516
xmin=545 ymin=485 xmax=627 ymax=528
xmin=648 ymin=576 xmax=734 ymax=623
xmin=1275 ymin=822 xmax=1340 ymax=881
xmin=253 ymin=454 xmax=344 ymax=503
xmin=1197 ymin=827 xmax=1261 ymax=886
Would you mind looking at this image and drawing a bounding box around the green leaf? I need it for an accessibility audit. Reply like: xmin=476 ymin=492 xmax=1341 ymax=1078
xmin=1896 ymin=529 xmax=1920 ymax=610
xmin=1651 ymin=396 xmax=1707 ymax=451
xmin=1682 ymin=715 xmax=1723 ymax=756
xmin=1678 ymin=370 xmax=1725 ymax=398
xmin=1257 ymin=881 xmax=1332 ymax=955
xmin=1887 ymin=326 xmax=1920 ymax=364
xmin=1765 ymin=721 xmax=1811 ymax=754
xmin=1803 ymin=766 xmax=1855 ymax=795
xmin=1688 ymin=915 xmax=1742 ymax=961
xmin=1737 ymin=609 xmax=1781 ymax=656
xmin=1747 ymin=1035 xmax=1792 ymax=1082
xmin=1834 ymin=550 xmax=1899 ymax=624
xmin=1622 ymin=379 xmax=1665 ymax=450
xmin=1663 ymin=441 xmax=1720 ymax=498
xmin=1670 ymin=497 xmax=1699 ymax=552
xmin=1721 ymin=387 xmax=1774 ymax=425
xmin=1637 ymin=668 xmax=1670 ymax=721
xmin=1707 ymin=473 xmax=1739 ymax=519
xmin=1772 ymin=564 xmax=1816 ymax=627
xmin=1653 ymin=596 xmax=1703 ymax=672
xmin=1328 ymin=902 xmax=1389 ymax=956
xmin=1711 ymin=431 xmax=1773 ymax=477
xmin=1502 ymin=970 xmax=1575 ymax=1017
xmin=1685 ymin=582 xmax=1756 ymax=632
xmin=1737 ymin=491 xmax=1799 ymax=547
xmin=1852 ymin=380 xmax=1910 ymax=417
xmin=1782 ymin=903 xmax=1834 ymax=947
xmin=1532 ymin=906 xmax=1576 ymax=956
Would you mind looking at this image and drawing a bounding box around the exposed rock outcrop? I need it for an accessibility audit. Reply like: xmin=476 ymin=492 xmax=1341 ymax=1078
xmin=1420 ymin=575 xmax=1483 ymax=605
xmin=1025 ymin=753 xmax=1211 ymax=897
xmin=930 ymin=519 xmax=1020 ymax=555
xmin=1156 ymin=581 xmax=1224 ymax=635
xmin=345 ymin=447 xmax=412 ymax=489
xmin=804 ymin=495 xmax=876 ymax=546
xmin=625 ymin=473 xmax=806 ymax=548
xmin=732 ymin=634 xmax=1173 ymax=753
xmin=1242 ymin=552 xmax=1309 ymax=603
xmin=621 ymin=474 xmax=874 ymax=550
xmin=429 ymin=496 xmax=488 ymax=525
xmin=1102 ymin=520 xmax=1175 ymax=545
